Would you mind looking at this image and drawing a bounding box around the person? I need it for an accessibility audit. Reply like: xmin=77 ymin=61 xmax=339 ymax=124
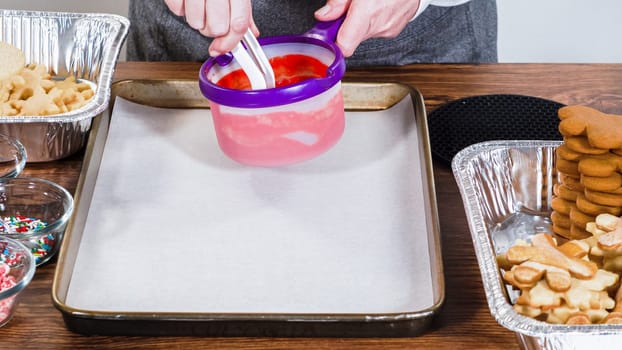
xmin=127 ymin=0 xmax=497 ymax=66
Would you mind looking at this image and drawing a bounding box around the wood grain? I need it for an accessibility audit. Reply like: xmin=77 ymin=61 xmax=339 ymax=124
xmin=1 ymin=62 xmax=621 ymax=349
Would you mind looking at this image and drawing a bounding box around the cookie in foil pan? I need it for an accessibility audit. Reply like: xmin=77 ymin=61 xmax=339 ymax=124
xmin=453 ymin=140 xmax=622 ymax=350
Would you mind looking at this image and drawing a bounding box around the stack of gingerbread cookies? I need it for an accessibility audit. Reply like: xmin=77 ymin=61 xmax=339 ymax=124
xmin=551 ymin=105 xmax=622 ymax=240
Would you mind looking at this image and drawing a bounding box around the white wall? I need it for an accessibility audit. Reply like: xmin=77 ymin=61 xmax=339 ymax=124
xmin=2 ymin=0 xmax=622 ymax=63
xmin=497 ymin=0 xmax=622 ymax=63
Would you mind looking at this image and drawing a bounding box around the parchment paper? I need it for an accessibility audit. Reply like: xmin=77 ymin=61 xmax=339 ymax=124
xmin=65 ymin=96 xmax=434 ymax=314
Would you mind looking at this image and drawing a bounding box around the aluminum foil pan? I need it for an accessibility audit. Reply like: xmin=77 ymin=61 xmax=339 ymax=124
xmin=453 ymin=140 xmax=622 ymax=350
xmin=0 ymin=10 xmax=129 ymax=161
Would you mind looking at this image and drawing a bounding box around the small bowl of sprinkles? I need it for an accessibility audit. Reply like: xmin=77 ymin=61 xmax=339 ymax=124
xmin=0 ymin=178 xmax=73 ymax=266
xmin=0 ymin=134 xmax=26 ymax=179
xmin=0 ymin=236 xmax=36 ymax=328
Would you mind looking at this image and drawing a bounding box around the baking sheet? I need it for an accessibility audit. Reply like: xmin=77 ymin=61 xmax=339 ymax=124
xmin=53 ymin=80 xmax=443 ymax=337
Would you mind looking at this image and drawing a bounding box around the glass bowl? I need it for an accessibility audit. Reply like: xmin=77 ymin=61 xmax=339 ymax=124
xmin=0 ymin=236 xmax=36 ymax=328
xmin=0 ymin=134 xmax=26 ymax=178
xmin=0 ymin=178 xmax=74 ymax=266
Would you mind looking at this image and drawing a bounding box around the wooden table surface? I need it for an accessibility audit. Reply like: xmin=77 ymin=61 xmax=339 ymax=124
xmin=3 ymin=62 xmax=622 ymax=349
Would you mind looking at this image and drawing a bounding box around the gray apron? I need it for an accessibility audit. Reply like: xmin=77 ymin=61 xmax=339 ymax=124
xmin=127 ymin=0 xmax=497 ymax=66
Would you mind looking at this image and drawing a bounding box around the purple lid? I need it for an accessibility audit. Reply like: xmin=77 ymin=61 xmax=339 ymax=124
xmin=198 ymin=18 xmax=346 ymax=108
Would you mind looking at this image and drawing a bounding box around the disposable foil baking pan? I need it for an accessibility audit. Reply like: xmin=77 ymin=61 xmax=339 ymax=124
xmin=453 ymin=140 xmax=622 ymax=350
xmin=0 ymin=9 xmax=129 ymax=161
xmin=51 ymin=80 xmax=444 ymax=337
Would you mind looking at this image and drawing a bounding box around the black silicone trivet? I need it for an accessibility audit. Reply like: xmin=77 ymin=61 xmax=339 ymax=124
xmin=427 ymin=94 xmax=564 ymax=164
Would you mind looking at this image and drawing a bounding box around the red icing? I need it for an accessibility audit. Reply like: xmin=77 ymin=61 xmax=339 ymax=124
xmin=217 ymin=54 xmax=328 ymax=90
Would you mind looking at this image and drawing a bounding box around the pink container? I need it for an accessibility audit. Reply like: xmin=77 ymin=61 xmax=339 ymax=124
xmin=199 ymin=19 xmax=346 ymax=167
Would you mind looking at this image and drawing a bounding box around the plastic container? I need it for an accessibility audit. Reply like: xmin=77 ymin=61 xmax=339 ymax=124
xmin=0 ymin=236 xmax=36 ymax=328
xmin=199 ymin=19 xmax=346 ymax=167
xmin=0 ymin=178 xmax=74 ymax=266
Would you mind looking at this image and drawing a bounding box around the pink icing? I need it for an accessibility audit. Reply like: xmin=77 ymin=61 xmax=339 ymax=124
xmin=210 ymin=89 xmax=344 ymax=166
xmin=0 ymin=262 xmax=17 ymax=324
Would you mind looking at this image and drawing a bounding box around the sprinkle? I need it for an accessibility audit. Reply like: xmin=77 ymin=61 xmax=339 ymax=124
xmin=0 ymin=216 xmax=54 ymax=264
xmin=0 ymin=216 xmax=47 ymax=234
xmin=0 ymin=242 xmax=21 ymax=266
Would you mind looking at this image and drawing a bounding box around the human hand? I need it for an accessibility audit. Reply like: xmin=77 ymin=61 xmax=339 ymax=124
xmin=314 ymin=0 xmax=422 ymax=57
xmin=163 ymin=0 xmax=257 ymax=56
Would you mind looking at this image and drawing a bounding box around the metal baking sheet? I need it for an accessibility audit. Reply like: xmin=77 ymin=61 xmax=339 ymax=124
xmin=52 ymin=80 xmax=444 ymax=337
xmin=453 ymin=140 xmax=622 ymax=350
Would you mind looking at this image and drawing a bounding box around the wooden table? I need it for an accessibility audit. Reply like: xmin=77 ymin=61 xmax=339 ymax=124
xmin=3 ymin=62 xmax=622 ymax=349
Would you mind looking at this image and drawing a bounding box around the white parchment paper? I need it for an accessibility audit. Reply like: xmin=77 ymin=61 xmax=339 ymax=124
xmin=65 ymin=96 xmax=435 ymax=314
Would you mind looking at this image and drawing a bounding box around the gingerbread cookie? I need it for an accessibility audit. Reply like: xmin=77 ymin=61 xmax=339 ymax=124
xmin=581 ymin=173 xmax=622 ymax=192
xmin=553 ymin=106 xmax=622 ymax=239
xmin=556 ymin=157 xmax=580 ymax=177
xmin=554 ymin=183 xmax=581 ymax=202
xmin=559 ymin=173 xmax=584 ymax=191
xmin=552 ymin=211 xmax=572 ymax=229
xmin=564 ymin=136 xmax=609 ymax=155
xmin=556 ymin=143 xmax=584 ymax=161
xmin=559 ymin=105 xmax=622 ymax=150
xmin=552 ymin=197 xmax=575 ymax=216
xmin=577 ymin=153 xmax=622 ymax=177
xmin=576 ymin=194 xmax=622 ymax=217
xmin=585 ymin=188 xmax=622 ymax=207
